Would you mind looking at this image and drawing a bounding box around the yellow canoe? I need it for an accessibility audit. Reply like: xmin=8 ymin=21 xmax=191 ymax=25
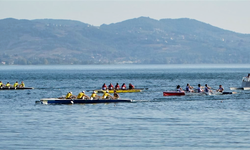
xmin=94 ymin=89 xmax=142 ymax=93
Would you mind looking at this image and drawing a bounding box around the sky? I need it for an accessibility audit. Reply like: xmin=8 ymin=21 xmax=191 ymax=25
xmin=1 ymin=0 xmax=250 ymax=34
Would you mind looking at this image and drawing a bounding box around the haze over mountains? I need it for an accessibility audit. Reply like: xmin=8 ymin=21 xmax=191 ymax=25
xmin=0 ymin=17 xmax=250 ymax=65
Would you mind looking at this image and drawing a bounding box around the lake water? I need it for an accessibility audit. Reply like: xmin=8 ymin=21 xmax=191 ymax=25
xmin=0 ymin=64 xmax=250 ymax=150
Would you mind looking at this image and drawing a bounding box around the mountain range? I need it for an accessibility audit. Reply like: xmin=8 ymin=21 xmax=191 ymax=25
xmin=0 ymin=17 xmax=250 ymax=65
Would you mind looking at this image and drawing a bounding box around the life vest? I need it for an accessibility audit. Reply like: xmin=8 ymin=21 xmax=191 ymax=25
xmin=186 ymin=86 xmax=190 ymax=91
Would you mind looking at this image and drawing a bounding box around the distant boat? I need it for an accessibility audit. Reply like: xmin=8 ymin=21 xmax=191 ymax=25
xmin=37 ymin=98 xmax=133 ymax=104
xmin=230 ymin=73 xmax=250 ymax=90
xmin=0 ymin=87 xmax=34 ymax=90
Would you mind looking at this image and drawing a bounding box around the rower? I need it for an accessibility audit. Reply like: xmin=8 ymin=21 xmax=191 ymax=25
xmin=128 ymin=83 xmax=135 ymax=89
xmin=176 ymin=85 xmax=184 ymax=92
xmin=205 ymin=84 xmax=213 ymax=93
xmin=90 ymin=91 xmax=101 ymax=100
xmin=102 ymin=90 xmax=113 ymax=99
xmin=108 ymin=83 xmax=114 ymax=90
xmin=113 ymin=90 xmax=120 ymax=99
xmin=121 ymin=83 xmax=126 ymax=90
xmin=102 ymin=83 xmax=107 ymax=90
xmin=0 ymin=81 xmax=4 ymax=87
xmin=13 ymin=81 xmax=19 ymax=88
xmin=115 ymin=83 xmax=120 ymax=90
xmin=19 ymin=81 xmax=25 ymax=88
xmin=216 ymin=85 xmax=224 ymax=92
xmin=66 ymin=92 xmax=74 ymax=99
xmin=197 ymin=84 xmax=203 ymax=93
xmin=77 ymin=91 xmax=90 ymax=99
xmin=5 ymin=82 xmax=11 ymax=87
xmin=186 ymin=83 xmax=194 ymax=92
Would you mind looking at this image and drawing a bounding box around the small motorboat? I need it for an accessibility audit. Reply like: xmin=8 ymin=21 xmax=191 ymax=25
xmin=230 ymin=73 xmax=250 ymax=90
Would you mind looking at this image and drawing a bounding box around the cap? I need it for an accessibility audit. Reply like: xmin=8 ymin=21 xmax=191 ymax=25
xmin=93 ymin=91 xmax=96 ymax=93
xmin=106 ymin=90 xmax=109 ymax=93
xmin=82 ymin=91 xmax=85 ymax=93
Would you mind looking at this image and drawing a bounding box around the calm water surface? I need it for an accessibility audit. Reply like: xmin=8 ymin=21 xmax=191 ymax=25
xmin=0 ymin=64 xmax=250 ymax=150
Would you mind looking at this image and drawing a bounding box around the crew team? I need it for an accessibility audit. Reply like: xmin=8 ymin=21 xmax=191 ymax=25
xmin=177 ymin=83 xmax=224 ymax=93
xmin=0 ymin=81 xmax=25 ymax=88
xmin=65 ymin=90 xmax=120 ymax=100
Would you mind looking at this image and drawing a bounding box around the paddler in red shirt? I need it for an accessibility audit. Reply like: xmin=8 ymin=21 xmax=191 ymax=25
xmin=121 ymin=83 xmax=126 ymax=90
xmin=115 ymin=83 xmax=120 ymax=90
xmin=108 ymin=83 xmax=114 ymax=90
xmin=102 ymin=83 xmax=107 ymax=90
xmin=129 ymin=83 xmax=135 ymax=89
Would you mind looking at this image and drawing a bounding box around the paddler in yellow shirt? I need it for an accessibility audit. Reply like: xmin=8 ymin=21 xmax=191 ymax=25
xmin=66 ymin=92 xmax=73 ymax=99
xmin=19 ymin=81 xmax=25 ymax=88
xmin=0 ymin=81 xmax=4 ymax=87
xmin=102 ymin=90 xmax=113 ymax=99
xmin=5 ymin=82 xmax=11 ymax=87
xmin=13 ymin=81 xmax=19 ymax=88
xmin=90 ymin=91 xmax=101 ymax=100
xmin=77 ymin=91 xmax=90 ymax=99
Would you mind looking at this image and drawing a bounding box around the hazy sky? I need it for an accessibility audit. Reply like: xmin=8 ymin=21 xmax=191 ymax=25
xmin=1 ymin=0 xmax=250 ymax=34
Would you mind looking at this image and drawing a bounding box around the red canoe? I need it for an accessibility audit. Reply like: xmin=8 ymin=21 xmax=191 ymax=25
xmin=163 ymin=91 xmax=185 ymax=96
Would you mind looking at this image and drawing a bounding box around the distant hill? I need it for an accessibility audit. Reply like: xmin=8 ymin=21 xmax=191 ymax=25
xmin=0 ymin=17 xmax=250 ymax=65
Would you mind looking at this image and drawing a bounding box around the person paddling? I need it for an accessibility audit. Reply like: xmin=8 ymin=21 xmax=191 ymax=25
xmin=0 ymin=81 xmax=4 ymax=88
xmin=13 ymin=81 xmax=19 ymax=88
xmin=186 ymin=83 xmax=194 ymax=92
xmin=108 ymin=83 xmax=114 ymax=90
xmin=5 ymin=82 xmax=11 ymax=88
xmin=205 ymin=84 xmax=213 ymax=93
xmin=90 ymin=91 xmax=101 ymax=100
xmin=19 ymin=81 xmax=25 ymax=88
xmin=129 ymin=83 xmax=135 ymax=89
xmin=197 ymin=84 xmax=203 ymax=93
xmin=102 ymin=83 xmax=107 ymax=90
xmin=121 ymin=83 xmax=126 ymax=90
xmin=77 ymin=91 xmax=90 ymax=99
xmin=216 ymin=85 xmax=224 ymax=92
xmin=66 ymin=92 xmax=73 ymax=99
xmin=113 ymin=90 xmax=120 ymax=99
xmin=176 ymin=85 xmax=184 ymax=92
xmin=115 ymin=83 xmax=120 ymax=90
xmin=102 ymin=90 xmax=113 ymax=99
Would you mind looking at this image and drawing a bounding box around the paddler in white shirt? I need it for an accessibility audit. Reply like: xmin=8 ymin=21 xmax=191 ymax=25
xmin=176 ymin=85 xmax=184 ymax=92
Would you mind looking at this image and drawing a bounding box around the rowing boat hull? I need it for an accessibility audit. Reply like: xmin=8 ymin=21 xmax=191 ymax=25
xmin=94 ymin=89 xmax=142 ymax=93
xmin=163 ymin=91 xmax=185 ymax=96
xmin=39 ymin=98 xmax=132 ymax=104
xmin=0 ymin=87 xmax=34 ymax=90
